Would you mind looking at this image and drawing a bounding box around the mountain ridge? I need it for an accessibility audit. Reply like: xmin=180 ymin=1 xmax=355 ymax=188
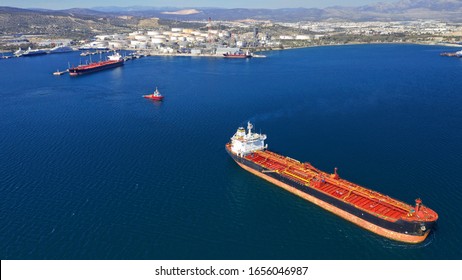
xmin=3 ymin=0 xmax=462 ymax=22
xmin=87 ymin=0 xmax=462 ymax=22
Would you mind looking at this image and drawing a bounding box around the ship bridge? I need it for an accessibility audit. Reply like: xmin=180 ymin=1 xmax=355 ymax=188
xmin=230 ymin=122 xmax=267 ymax=157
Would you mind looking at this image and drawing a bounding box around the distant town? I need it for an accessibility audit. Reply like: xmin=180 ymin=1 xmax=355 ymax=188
xmin=1 ymin=17 xmax=462 ymax=57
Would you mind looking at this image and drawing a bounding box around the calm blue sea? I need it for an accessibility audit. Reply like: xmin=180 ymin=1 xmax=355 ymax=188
xmin=1 ymin=44 xmax=461 ymax=260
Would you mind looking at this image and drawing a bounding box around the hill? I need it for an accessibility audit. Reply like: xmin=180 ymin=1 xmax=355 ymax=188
xmin=0 ymin=6 xmax=139 ymax=37
xmin=1 ymin=0 xmax=462 ymax=37
xmin=91 ymin=0 xmax=462 ymax=22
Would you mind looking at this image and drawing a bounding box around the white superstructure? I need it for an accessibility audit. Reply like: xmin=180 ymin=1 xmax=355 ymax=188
xmin=230 ymin=122 xmax=267 ymax=156
xmin=48 ymin=46 xmax=74 ymax=53
xmin=108 ymin=52 xmax=122 ymax=61
xmin=14 ymin=47 xmax=24 ymax=57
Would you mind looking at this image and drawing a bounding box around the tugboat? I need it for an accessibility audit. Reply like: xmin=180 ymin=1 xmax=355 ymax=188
xmin=143 ymin=87 xmax=164 ymax=101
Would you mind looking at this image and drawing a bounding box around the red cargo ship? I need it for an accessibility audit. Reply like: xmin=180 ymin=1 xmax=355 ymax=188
xmin=69 ymin=52 xmax=124 ymax=76
xmin=226 ymin=122 xmax=438 ymax=243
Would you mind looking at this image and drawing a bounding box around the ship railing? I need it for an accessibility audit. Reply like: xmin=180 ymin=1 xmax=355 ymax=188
xmin=285 ymin=157 xmax=301 ymax=164
xmin=257 ymin=149 xmax=412 ymax=213
xmin=321 ymin=175 xmax=409 ymax=210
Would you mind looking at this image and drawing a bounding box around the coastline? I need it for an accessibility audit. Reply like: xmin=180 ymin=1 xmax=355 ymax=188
xmin=132 ymin=41 xmax=462 ymax=58
xmin=278 ymin=41 xmax=462 ymax=51
xmin=4 ymin=41 xmax=459 ymax=60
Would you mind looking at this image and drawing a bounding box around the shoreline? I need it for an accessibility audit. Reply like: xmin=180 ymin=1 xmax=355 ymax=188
xmin=3 ymin=41 xmax=460 ymax=60
xmin=137 ymin=41 xmax=462 ymax=58
xmin=278 ymin=41 xmax=462 ymax=51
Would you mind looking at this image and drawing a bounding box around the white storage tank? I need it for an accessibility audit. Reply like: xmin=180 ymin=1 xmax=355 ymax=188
xmin=295 ymin=35 xmax=311 ymax=40
xmin=147 ymin=31 xmax=160 ymax=36
xmin=108 ymin=41 xmax=125 ymax=49
xmin=130 ymin=41 xmax=147 ymax=48
xmin=130 ymin=40 xmax=140 ymax=46
xmin=191 ymin=49 xmax=202 ymax=55
xmin=129 ymin=31 xmax=142 ymax=37
xmin=220 ymin=31 xmax=231 ymax=38
xmin=134 ymin=35 xmax=148 ymax=41
xmin=151 ymin=38 xmax=165 ymax=44
xmin=137 ymin=42 xmax=147 ymax=49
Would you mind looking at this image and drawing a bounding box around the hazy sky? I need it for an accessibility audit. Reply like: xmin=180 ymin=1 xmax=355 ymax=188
xmin=3 ymin=0 xmax=399 ymax=9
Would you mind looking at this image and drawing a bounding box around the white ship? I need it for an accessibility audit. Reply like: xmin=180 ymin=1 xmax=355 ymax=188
xmin=48 ymin=46 xmax=74 ymax=53
xmin=21 ymin=47 xmax=47 ymax=57
xmin=14 ymin=47 xmax=24 ymax=57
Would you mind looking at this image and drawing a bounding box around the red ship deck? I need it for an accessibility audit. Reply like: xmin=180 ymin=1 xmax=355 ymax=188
xmin=72 ymin=60 xmax=120 ymax=70
xmin=244 ymin=150 xmax=436 ymax=223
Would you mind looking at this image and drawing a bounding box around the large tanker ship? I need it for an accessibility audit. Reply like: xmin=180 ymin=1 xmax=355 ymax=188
xmin=69 ymin=52 xmax=123 ymax=76
xmin=226 ymin=122 xmax=438 ymax=243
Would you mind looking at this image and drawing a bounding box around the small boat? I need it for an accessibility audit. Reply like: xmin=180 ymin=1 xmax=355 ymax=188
xmin=252 ymin=54 xmax=266 ymax=58
xmin=53 ymin=69 xmax=68 ymax=76
xmin=1 ymin=52 xmax=11 ymax=59
xmin=440 ymin=50 xmax=462 ymax=57
xmin=143 ymin=87 xmax=164 ymax=101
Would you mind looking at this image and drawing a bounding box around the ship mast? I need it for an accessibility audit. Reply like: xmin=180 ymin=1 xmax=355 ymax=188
xmin=247 ymin=121 xmax=253 ymax=135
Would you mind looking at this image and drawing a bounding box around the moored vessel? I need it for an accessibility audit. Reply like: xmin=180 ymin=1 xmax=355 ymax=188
xmin=14 ymin=48 xmax=24 ymax=57
xmin=22 ymin=47 xmax=47 ymax=57
xmin=223 ymin=51 xmax=252 ymax=58
xmin=69 ymin=52 xmax=124 ymax=76
xmin=226 ymin=122 xmax=438 ymax=243
xmin=48 ymin=45 xmax=74 ymax=54
xmin=143 ymin=87 xmax=164 ymax=101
